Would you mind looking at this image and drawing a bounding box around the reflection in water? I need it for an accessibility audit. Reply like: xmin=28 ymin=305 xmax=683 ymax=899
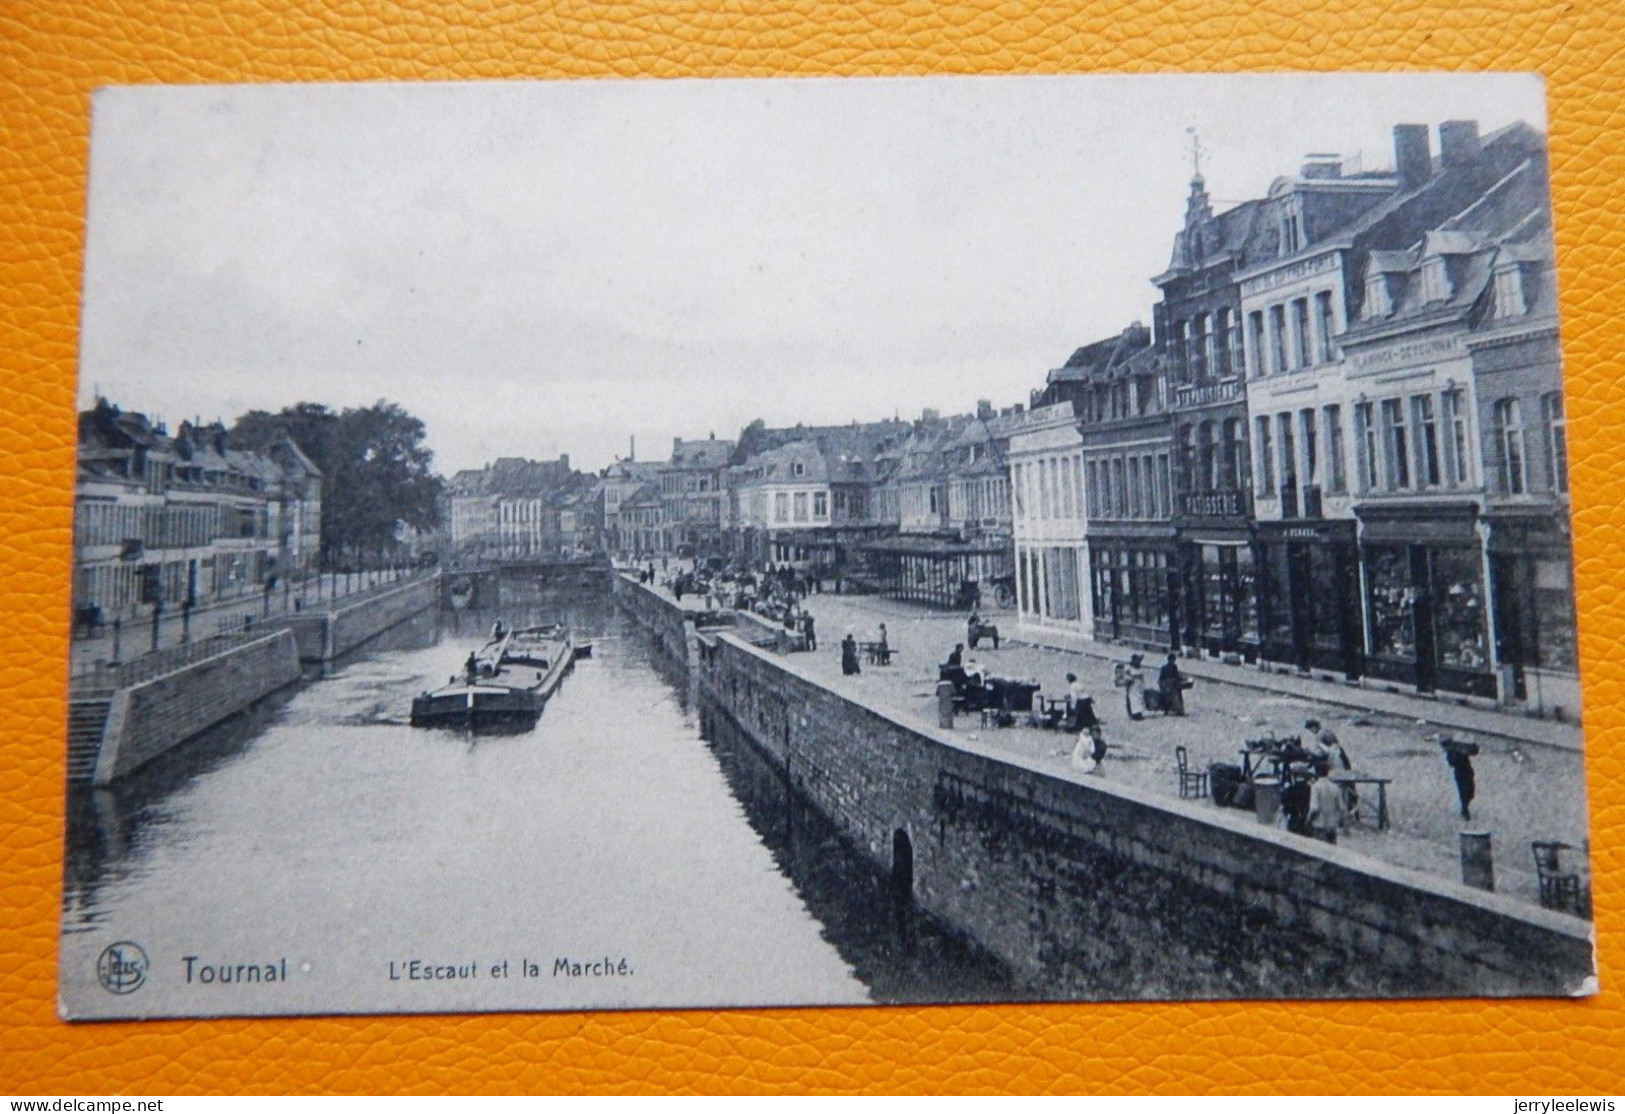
xmin=697 ymin=702 xmax=1025 ymax=1005
xmin=59 ymin=582 xmax=1008 ymax=1016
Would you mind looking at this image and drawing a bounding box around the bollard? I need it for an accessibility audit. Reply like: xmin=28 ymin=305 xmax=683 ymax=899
xmin=1253 ymin=776 xmax=1283 ymax=826
xmin=936 ymin=681 xmax=956 ymax=729
xmin=1460 ymin=830 xmax=1495 ymax=891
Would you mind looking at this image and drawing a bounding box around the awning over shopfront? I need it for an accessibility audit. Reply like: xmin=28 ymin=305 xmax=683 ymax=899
xmin=861 ymin=534 xmax=1012 ymax=609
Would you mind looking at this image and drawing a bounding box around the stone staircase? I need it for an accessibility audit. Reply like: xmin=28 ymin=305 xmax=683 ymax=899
xmin=66 ymin=697 xmax=111 ymax=784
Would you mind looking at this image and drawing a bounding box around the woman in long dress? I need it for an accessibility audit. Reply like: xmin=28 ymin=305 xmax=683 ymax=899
xmin=1121 ymin=653 xmax=1146 ymax=720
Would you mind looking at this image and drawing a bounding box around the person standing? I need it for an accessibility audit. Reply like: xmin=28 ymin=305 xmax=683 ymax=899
xmin=1158 ymin=653 xmax=1187 ymax=716
xmin=802 ymin=611 xmax=817 ymax=651
xmin=1067 ymin=691 xmax=1106 ymax=773
xmin=1308 ymin=773 xmax=1347 ymax=843
xmin=1120 ymin=653 xmax=1146 ymax=720
xmin=840 ymin=632 xmax=861 ymax=676
xmin=1440 ymin=735 xmax=1480 ymax=821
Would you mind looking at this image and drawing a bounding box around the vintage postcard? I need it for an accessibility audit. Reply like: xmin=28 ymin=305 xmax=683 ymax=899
xmin=61 ymin=73 xmax=1594 ymax=1020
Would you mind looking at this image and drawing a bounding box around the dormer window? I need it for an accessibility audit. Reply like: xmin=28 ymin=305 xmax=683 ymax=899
xmin=1493 ymin=266 xmax=1528 ymax=318
xmin=1364 ymin=273 xmax=1393 ymax=319
xmin=792 ymin=462 xmax=805 ymax=477
xmin=1420 ymin=257 xmax=1452 ymax=304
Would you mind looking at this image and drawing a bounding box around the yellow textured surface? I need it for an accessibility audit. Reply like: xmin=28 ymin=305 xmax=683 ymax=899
xmin=3 ymin=0 xmax=1624 ymax=1095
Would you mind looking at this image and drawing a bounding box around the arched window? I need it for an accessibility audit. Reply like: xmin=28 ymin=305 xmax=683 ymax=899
xmin=1495 ymin=398 xmax=1526 ymax=495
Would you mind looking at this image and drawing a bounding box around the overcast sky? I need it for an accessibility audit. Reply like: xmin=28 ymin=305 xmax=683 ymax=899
xmin=78 ymin=73 xmax=1547 ymax=475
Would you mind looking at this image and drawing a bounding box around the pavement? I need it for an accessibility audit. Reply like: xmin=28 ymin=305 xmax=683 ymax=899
xmin=750 ymin=588 xmax=1593 ymax=915
xmin=69 ymin=569 xmax=419 ymax=674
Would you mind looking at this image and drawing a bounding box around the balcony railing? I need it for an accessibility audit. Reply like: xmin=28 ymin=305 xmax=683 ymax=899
xmin=1172 ymin=377 xmax=1244 ymax=409
xmin=1176 ymin=489 xmax=1248 ymax=519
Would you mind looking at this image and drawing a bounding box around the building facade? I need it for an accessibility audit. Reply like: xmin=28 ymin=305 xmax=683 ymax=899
xmin=659 ymin=435 xmax=734 ymax=555
xmin=73 ymin=401 xmax=321 ymax=624
xmin=1007 ymin=402 xmax=1090 ymax=634
xmin=1242 ymin=118 xmax=1549 ymax=693
xmin=1030 ymin=323 xmax=1172 ymax=649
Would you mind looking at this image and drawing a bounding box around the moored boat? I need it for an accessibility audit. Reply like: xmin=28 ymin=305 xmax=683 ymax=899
xmin=409 ymin=624 xmax=576 ymax=730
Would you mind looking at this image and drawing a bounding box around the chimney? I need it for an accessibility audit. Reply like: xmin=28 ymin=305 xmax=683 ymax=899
xmin=1300 ymin=154 xmax=1341 ymax=179
xmin=1439 ymin=120 xmax=1481 ymax=168
xmin=673 ymin=436 xmax=682 ymax=455
xmin=560 ymin=453 xmax=570 ymax=472
xmin=1393 ymin=124 xmax=1431 ymax=190
xmin=976 ymin=399 xmax=993 ymax=420
xmin=629 ymin=435 xmax=635 ymax=462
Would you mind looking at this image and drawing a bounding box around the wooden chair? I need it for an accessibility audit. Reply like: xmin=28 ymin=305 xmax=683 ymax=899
xmin=1176 ymin=746 xmax=1208 ymax=799
xmin=1531 ymin=841 xmax=1584 ymax=914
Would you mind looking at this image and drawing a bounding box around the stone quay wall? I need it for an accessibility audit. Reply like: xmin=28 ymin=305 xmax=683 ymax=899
xmin=611 ymin=573 xmax=695 ymax=662
xmin=265 ymin=575 xmax=438 ymax=663
xmin=325 ymin=576 xmax=438 ymax=660
xmin=647 ymin=586 xmax=1589 ymax=999
xmin=93 ymin=630 xmax=301 ymax=785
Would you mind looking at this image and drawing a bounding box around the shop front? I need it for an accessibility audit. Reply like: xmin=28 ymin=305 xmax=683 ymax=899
xmin=1017 ymin=541 xmax=1088 ymax=630
xmin=1357 ymin=504 xmax=1496 ymax=699
xmin=1485 ymin=511 xmax=1579 ymax=716
xmin=1176 ymin=532 xmax=1261 ymax=661
xmin=1088 ymin=532 xmax=1177 ymax=650
xmin=1255 ymin=520 xmax=1362 ymax=678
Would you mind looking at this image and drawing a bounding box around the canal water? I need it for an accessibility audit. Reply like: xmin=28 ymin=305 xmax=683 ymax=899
xmin=60 ymin=584 xmax=1016 ymax=1018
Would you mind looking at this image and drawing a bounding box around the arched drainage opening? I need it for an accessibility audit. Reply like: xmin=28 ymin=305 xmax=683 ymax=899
xmin=891 ymin=829 xmax=914 ymax=906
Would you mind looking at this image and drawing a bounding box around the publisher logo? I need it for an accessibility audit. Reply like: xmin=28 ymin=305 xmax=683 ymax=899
xmin=97 ymin=941 xmax=149 ymax=994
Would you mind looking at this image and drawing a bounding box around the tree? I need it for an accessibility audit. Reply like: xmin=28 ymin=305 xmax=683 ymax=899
xmin=232 ymin=399 xmax=444 ymax=564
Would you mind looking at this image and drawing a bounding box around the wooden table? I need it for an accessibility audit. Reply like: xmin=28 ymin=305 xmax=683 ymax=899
xmin=859 ymin=641 xmax=894 ymax=666
xmin=1332 ymin=773 xmax=1393 ymax=830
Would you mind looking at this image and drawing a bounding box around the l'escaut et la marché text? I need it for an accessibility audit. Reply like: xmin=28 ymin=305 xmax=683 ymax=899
xmin=389 ymin=957 xmax=633 ymax=981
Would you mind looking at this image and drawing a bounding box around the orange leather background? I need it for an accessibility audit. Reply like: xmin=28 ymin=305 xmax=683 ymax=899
xmin=3 ymin=0 xmax=1623 ymax=1095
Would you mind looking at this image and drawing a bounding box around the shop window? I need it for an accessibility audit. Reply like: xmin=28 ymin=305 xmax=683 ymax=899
xmin=1431 ymin=546 xmax=1489 ymax=672
xmin=1366 ymin=547 xmax=1416 ymax=661
xmin=1236 ymin=547 xmax=1260 ymax=642
xmin=1495 ymin=398 xmax=1527 ymax=495
xmin=1533 ymin=557 xmax=1578 ymax=671
xmin=1543 ymin=392 xmax=1568 ymax=494
xmin=1263 ymin=544 xmax=1293 ymax=645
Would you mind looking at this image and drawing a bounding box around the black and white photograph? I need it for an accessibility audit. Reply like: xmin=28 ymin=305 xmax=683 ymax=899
xmin=60 ymin=73 xmax=1595 ymax=1020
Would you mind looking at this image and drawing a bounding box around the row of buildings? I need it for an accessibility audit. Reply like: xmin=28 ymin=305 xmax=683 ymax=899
xmin=442 ymin=116 xmax=1573 ymax=715
xmin=72 ymin=399 xmax=323 ymax=624
xmin=1007 ymin=118 xmax=1574 ymax=714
